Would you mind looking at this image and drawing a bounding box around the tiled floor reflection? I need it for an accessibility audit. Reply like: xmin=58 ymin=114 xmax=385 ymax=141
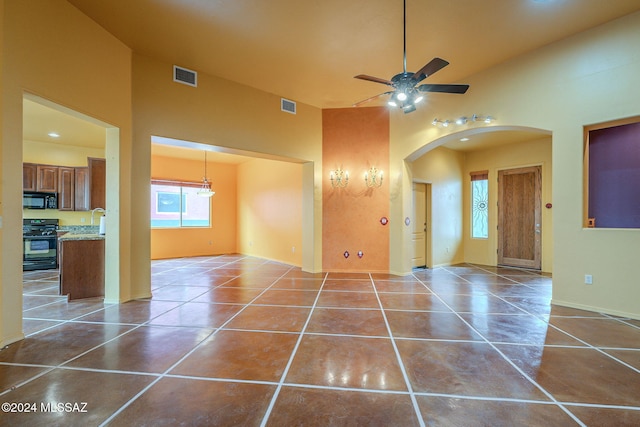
xmin=2 ymin=257 xmax=639 ymax=426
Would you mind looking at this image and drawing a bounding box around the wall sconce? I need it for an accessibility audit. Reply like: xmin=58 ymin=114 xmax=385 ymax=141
xmin=432 ymin=114 xmax=495 ymax=127
xmin=330 ymin=168 xmax=349 ymax=188
xmin=364 ymin=167 xmax=383 ymax=188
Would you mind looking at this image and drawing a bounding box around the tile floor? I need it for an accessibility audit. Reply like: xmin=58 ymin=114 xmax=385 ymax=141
xmin=2 ymin=255 xmax=640 ymax=426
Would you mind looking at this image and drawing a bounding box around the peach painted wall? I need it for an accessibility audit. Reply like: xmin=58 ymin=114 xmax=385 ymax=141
xmin=237 ymin=158 xmax=303 ymax=266
xmin=323 ymin=107 xmax=390 ymax=272
xmin=151 ymin=155 xmax=237 ymax=258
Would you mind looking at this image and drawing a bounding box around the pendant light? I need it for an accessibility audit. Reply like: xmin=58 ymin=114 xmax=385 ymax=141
xmin=197 ymin=151 xmax=215 ymax=197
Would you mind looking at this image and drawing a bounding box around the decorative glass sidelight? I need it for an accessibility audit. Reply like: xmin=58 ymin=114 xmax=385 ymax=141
xmin=471 ymin=171 xmax=489 ymax=239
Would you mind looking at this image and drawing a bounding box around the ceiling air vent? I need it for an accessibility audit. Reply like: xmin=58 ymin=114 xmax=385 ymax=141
xmin=173 ymin=65 xmax=197 ymax=87
xmin=281 ymin=98 xmax=296 ymax=114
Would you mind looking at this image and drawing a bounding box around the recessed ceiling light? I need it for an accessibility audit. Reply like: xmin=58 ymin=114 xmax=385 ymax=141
xmin=48 ymin=132 xmax=60 ymax=138
xmin=460 ymin=137 xmax=470 ymax=142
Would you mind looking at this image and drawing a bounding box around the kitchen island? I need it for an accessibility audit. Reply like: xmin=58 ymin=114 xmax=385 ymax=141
xmin=58 ymin=233 xmax=105 ymax=300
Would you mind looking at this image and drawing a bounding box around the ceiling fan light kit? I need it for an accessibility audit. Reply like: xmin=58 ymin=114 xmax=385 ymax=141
xmin=353 ymin=0 xmax=469 ymax=113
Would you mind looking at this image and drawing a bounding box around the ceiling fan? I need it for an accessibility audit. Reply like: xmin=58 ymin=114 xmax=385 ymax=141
xmin=353 ymin=0 xmax=469 ymax=114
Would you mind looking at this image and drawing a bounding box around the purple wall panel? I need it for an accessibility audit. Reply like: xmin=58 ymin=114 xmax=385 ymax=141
xmin=589 ymin=121 xmax=640 ymax=228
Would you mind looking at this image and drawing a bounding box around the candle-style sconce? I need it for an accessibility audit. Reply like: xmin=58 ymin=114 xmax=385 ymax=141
xmin=364 ymin=167 xmax=383 ymax=188
xmin=330 ymin=168 xmax=349 ymax=188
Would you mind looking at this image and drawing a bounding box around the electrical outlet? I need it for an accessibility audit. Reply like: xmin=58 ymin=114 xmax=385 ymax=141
xmin=585 ymin=274 xmax=593 ymax=285
xmin=292 ymin=246 xmax=296 ymax=253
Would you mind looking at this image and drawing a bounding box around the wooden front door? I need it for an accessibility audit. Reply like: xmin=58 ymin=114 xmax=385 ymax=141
xmin=498 ymin=166 xmax=542 ymax=270
xmin=412 ymin=183 xmax=427 ymax=268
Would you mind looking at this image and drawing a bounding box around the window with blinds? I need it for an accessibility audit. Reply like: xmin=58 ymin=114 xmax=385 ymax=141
xmin=151 ymin=180 xmax=211 ymax=228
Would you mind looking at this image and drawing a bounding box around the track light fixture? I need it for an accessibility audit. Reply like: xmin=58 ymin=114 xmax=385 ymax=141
xmin=432 ymin=115 xmax=495 ymax=127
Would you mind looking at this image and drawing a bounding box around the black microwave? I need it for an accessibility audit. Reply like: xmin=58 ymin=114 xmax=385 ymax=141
xmin=23 ymin=192 xmax=58 ymax=209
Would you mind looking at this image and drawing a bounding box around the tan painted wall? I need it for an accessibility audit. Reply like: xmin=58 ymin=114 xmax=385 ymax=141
xmin=463 ymin=137 xmax=553 ymax=272
xmin=391 ymin=12 xmax=640 ymax=318
xmin=131 ymin=53 xmax=322 ymax=283
xmin=237 ymin=158 xmax=303 ymax=266
xmin=1 ymin=0 xmax=132 ymax=346
xmin=412 ymin=147 xmax=466 ymax=267
xmin=150 ymin=155 xmax=237 ymax=259
xmin=0 ymin=0 xmax=5 ymax=348
xmin=23 ymin=140 xmax=105 ymax=167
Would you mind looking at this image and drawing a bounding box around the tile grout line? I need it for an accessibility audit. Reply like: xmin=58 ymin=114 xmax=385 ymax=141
xmin=483 ymin=283 xmax=640 ymax=376
xmin=99 ymin=261 xmax=297 ymax=426
xmin=369 ymin=273 xmax=426 ymax=427
xmin=9 ymin=257 xmax=243 ymax=419
xmin=258 ymin=271 xmax=330 ymax=427
xmin=411 ymin=271 xmax=588 ymax=427
xmin=17 ymin=262 xmax=640 ymax=423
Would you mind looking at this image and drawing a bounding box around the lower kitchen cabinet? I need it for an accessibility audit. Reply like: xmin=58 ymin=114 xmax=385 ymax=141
xmin=59 ymin=237 xmax=104 ymax=300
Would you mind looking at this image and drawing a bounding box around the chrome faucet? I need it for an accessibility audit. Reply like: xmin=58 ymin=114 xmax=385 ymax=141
xmin=91 ymin=207 xmax=106 ymax=225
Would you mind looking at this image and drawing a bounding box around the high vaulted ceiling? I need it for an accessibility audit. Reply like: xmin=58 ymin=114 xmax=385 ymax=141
xmin=67 ymin=0 xmax=640 ymax=109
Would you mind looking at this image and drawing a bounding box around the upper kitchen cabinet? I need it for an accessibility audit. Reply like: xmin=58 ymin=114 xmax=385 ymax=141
xmin=58 ymin=167 xmax=75 ymax=211
xmin=74 ymin=167 xmax=91 ymax=211
xmin=36 ymin=165 xmax=58 ymax=192
xmin=89 ymin=157 xmax=106 ymax=209
xmin=23 ymin=163 xmax=59 ymax=192
xmin=23 ymin=163 xmax=37 ymax=191
xmin=23 ymin=159 xmax=105 ymax=210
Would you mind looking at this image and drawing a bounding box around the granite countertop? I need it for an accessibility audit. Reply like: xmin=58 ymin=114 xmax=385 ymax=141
xmin=57 ymin=225 xmax=105 ymax=241
xmin=58 ymin=233 xmax=105 ymax=241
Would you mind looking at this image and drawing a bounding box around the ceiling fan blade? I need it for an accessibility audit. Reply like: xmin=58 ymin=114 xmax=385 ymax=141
xmin=417 ymin=83 xmax=469 ymax=94
xmin=411 ymin=57 xmax=449 ymax=84
xmin=354 ymin=74 xmax=394 ymax=86
xmin=353 ymin=91 xmax=394 ymax=107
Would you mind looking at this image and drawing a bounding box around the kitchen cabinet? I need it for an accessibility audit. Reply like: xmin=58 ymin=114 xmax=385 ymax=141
xmin=36 ymin=165 xmax=58 ymax=192
xmin=89 ymin=157 xmax=106 ymax=209
xmin=23 ymin=163 xmax=37 ymax=191
xmin=58 ymin=167 xmax=75 ymax=211
xmin=59 ymin=236 xmax=104 ymax=300
xmin=22 ymin=158 xmax=104 ymax=211
xmin=74 ymin=167 xmax=90 ymax=211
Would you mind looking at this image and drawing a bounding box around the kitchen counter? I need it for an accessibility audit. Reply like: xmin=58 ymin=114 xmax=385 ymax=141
xmin=58 ymin=233 xmax=105 ymax=241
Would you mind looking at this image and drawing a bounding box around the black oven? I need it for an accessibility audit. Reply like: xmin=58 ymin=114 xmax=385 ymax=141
xmin=23 ymin=219 xmax=59 ymax=271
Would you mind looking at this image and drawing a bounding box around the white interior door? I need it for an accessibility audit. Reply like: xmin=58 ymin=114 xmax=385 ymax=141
xmin=412 ymin=183 xmax=427 ymax=268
